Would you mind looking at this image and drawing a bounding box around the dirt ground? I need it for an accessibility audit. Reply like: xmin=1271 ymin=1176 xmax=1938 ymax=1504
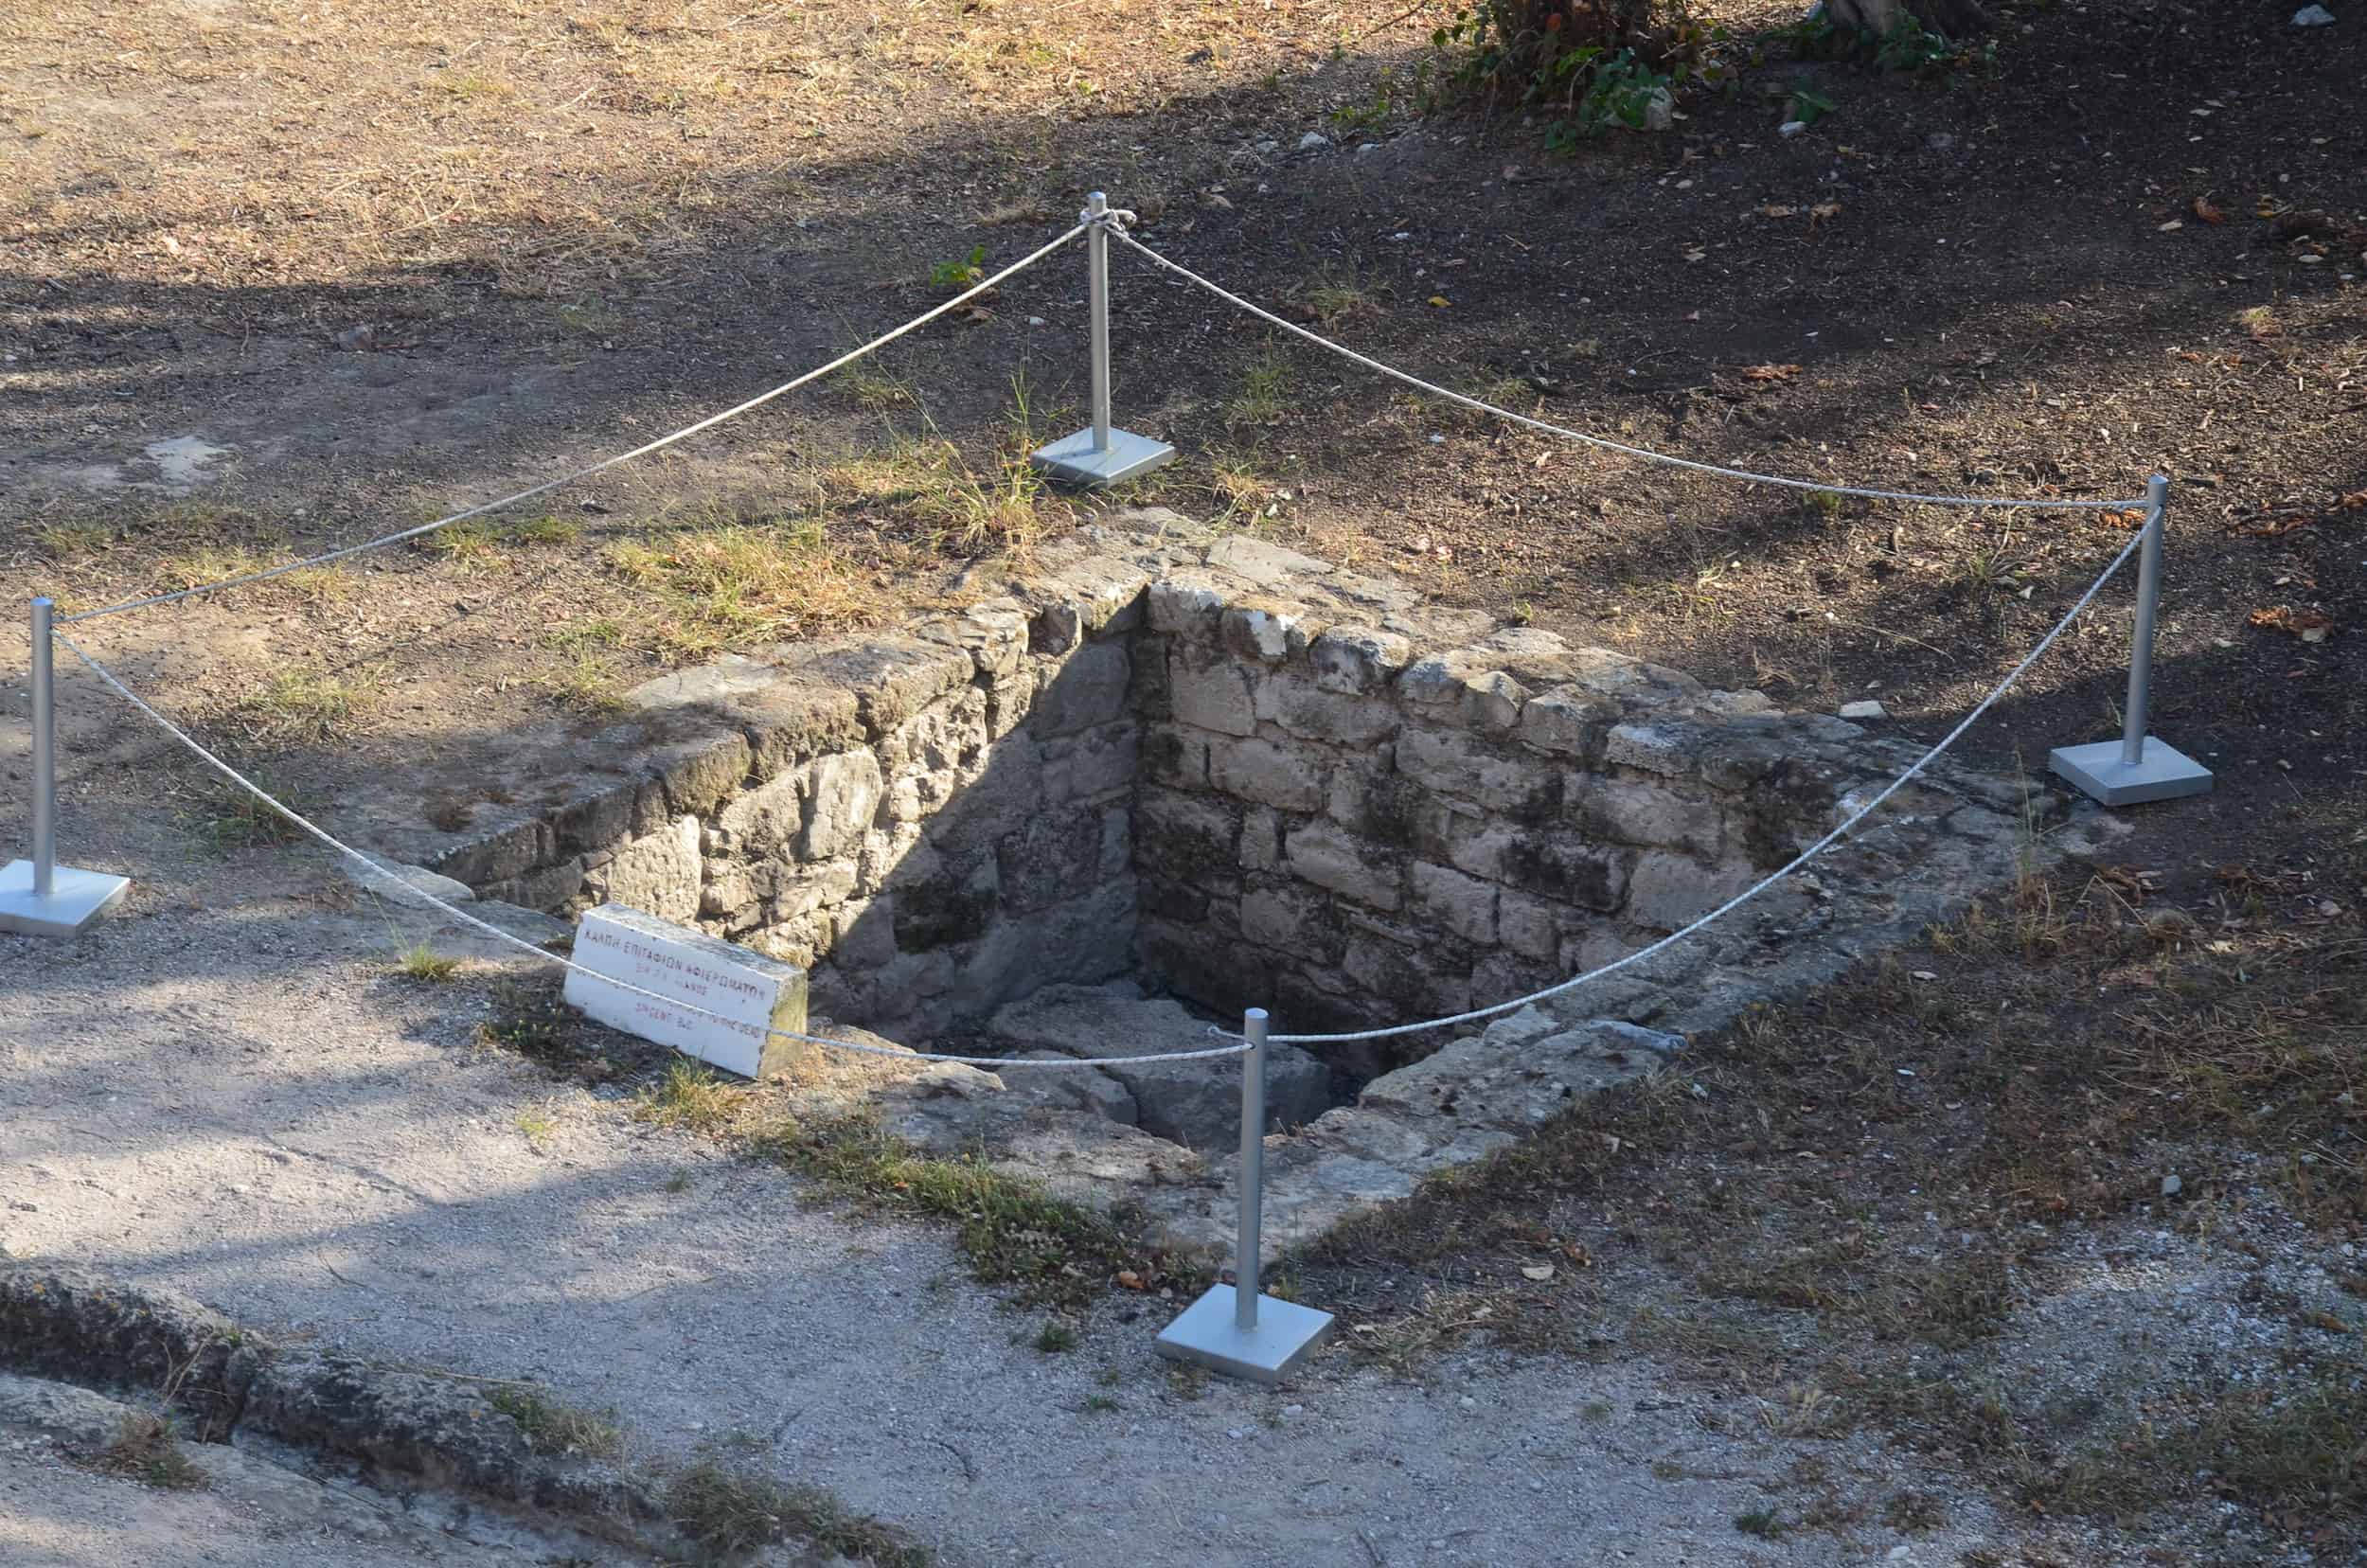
xmin=3 ymin=0 xmax=2364 ymax=1562
xmin=0 ymin=858 xmax=2244 ymax=1568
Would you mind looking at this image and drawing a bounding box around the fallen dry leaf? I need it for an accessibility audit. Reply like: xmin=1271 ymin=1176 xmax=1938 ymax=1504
xmin=2238 ymin=515 xmax=2313 ymax=538
xmin=1759 ymin=204 xmax=1795 ymax=219
xmin=1740 ymin=363 xmax=1802 ymax=382
xmin=1115 ymin=1269 xmax=1146 ymax=1291
xmin=1809 ymin=201 xmax=1842 ymax=221
xmin=2248 ymin=605 xmax=2335 ymax=643
xmin=1427 ymin=294 xmax=1451 ymax=308
xmin=2193 ymin=195 xmax=2225 ymax=224
xmin=1521 ymin=1264 xmax=1556 ymax=1282
xmin=2337 ymin=490 xmax=2367 ymax=511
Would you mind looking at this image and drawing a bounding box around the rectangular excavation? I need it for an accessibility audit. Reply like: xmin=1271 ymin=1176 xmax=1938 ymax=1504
xmin=359 ymin=508 xmax=2068 ymax=1249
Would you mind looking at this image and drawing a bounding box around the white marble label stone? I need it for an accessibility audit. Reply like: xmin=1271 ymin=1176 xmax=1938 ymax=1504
xmin=563 ymin=903 xmax=808 ymax=1078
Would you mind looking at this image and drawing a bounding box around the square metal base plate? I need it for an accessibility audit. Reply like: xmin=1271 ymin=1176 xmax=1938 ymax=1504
xmin=0 ymin=860 xmax=131 ymax=936
xmin=2048 ymin=738 xmax=2215 ymax=807
xmin=1030 ymin=427 xmax=1176 ymax=489
xmin=1154 ymin=1285 xmax=1335 ymax=1384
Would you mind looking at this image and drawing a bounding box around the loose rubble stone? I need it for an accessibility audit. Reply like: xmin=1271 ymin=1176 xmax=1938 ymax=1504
xmin=988 ymin=987 xmax=1331 ymax=1149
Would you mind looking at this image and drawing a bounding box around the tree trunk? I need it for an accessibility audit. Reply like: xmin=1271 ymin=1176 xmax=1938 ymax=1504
xmin=1824 ymin=0 xmax=1992 ymax=38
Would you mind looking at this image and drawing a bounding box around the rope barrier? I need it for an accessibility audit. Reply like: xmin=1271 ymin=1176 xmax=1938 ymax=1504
xmin=59 ymin=223 xmax=1092 ymax=626
xmin=38 ymin=208 xmax=2161 ymax=1068
xmin=1107 ymin=226 xmax=2145 ymax=513
xmin=51 ymin=631 xmax=1247 ymax=1070
xmin=1229 ymin=518 xmax=2150 ymax=1045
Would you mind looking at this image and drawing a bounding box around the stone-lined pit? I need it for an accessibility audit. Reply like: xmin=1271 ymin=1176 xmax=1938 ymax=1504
xmin=362 ymin=509 xmax=2075 ymax=1246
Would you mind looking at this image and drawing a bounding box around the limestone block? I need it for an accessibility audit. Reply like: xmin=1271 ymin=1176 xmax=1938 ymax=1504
xmin=913 ymin=601 xmax=1028 ymax=680
xmin=988 ymin=985 xmax=1331 ymax=1147
xmin=746 ymin=910 xmax=834 ymax=970
xmin=1698 ymin=734 xmax=1790 ymax=791
xmin=1409 ymin=861 xmax=1498 ymax=945
xmin=593 ymin=815 xmax=702 ymax=923
xmin=889 ymin=853 xmax=999 ymax=950
xmin=855 ymin=820 xmax=928 ymax=897
xmin=1285 ymin=820 xmax=1402 ymax=911
xmin=996 ymin=805 xmax=1109 ymax=912
xmin=761 ymin=857 xmax=859 ymax=920
xmin=1133 ymin=918 xmax=1279 ymax=1015
xmin=800 ymin=751 xmax=884 ymax=860
xmin=1167 ymin=644 xmax=1258 ymax=737
xmin=1604 ymin=720 xmax=1703 ymax=777
xmin=1448 ymin=825 xmax=1629 ymax=910
xmin=1474 ymin=626 xmax=1579 ymax=685
xmin=1009 ymin=1051 xmax=1141 ymax=1125
xmin=1309 ymin=624 xmax=1415 ymax=696
xmin=1203 ymin=535 xmax=1331 ymax=590
xmin=1357 ymin=1019 xmax=1664 ymax=1133
xmin=878 ymin=686 xmax=988 ymax=777
xmin=1519 ymin=686 xmax=1619 ymax=759
xmin=884 ymin=767 xmax=956 ymax=825
xmin=1256 ymin=672 xmax=1399 ymax=745
xmin=1563 ymin=647 xmax=1705 ymax=704
xmin=1374 ymin=599 xmax=1491 ymax=642
xmin=1028 ymin=640 xmax=1132 ymax=738
xmin=920 ymin=735 xmax=1042 ymax=857
xmin=830 ymin=897 xmax=898 ymax=971
xmin=1343 ymin=931 xmax=1469 ymax=1014
xmin=1098 ymin=805 xmax=1131 ymax=879
xmin=949 ymin=882 xmax=1137 ymax=1017
xmin=1397 ymin=650 xmax=1528 ymax=734
xmin=735 ymin=680 xmax=864 ymax=780
xmin=1568 ymin=775 xmax=1727 ymax=857
xmin=1219 ymin=597 xmax=1321 ymax=663
xmin=1040 ymin=556 xmax=1152 ymax=637
xmin=985 ymin=662 xmax=1036 ymax=739
xmin=783 ymin=635 xmax=974 ymax=741
xmin=1142 ymin=875 xmax=1213 ymax=925
xmin=1397 ymin=727 xmax=1560 ymax=817
xmin=1140 ymin=724 xmax=1209 ymax=791
xmin=1239 ymin=882 xmax=1343 ymax=962
xmin=1208 ymin=736 xmax=1326 ymax=813
xmin=716 ymin=772 xmax=802 ymax=858
xmin=1626 ymin=851 xmax=1760 ymax=930
xmin=1136 ymin=789 xmax=1241 ymax=878
xmin=1041 ymin=722 xmax=1138 ymax=804
xmin=551 ymin=777 xmax=639 ymax=856
xmin=478 ymin=858 xmax=591 ymax=914
xmin=1497 ymin=889 xmax=1574 ymax=962
xmin=699 ymin=863 xmax=756 ymax=920
xmin=1326 ymin=768 xmax=1470 ymax=862
xmin=1147 ymin=572 xmax=1236 ymax=638
xmin=426 ymin=815 xmax=551 ymax=889
xmin=1238 ymin=806 xmax=1283 ymax=872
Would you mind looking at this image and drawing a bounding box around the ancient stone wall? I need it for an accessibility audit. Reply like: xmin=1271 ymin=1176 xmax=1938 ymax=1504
xmin=413 ymin=510 xmax=2041 ymax=1054
xmin=1122 ymin=553 xmax=1951 ymax=1069
xmin=424 ymin=576 xmax=1157 ymax=1034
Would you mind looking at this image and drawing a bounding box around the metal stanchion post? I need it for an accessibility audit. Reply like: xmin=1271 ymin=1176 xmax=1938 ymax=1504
xmin=1235 ymin=1007 xmax=1268 ymax=1332
xmin=2049 ymin=475 xmax=2214 ymax=806
xmin=1029 ymin=190 xmax=1175 ymax=489
xmin=2 ymin=597 xmax=131 ymax=935
xmin=1156 ymin=1007 xmax=1335 ymax=1383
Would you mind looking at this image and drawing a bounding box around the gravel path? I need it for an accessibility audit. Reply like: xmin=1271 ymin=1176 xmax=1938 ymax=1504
xmin=2 ymin=851 xmax=2068 ymax=1566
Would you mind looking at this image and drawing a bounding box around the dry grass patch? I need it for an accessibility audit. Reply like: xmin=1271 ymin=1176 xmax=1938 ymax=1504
xmin=486 ymin=1386 xmax=623 ymax=1460
xmin=1290 ymin=874 xmax=2367 ymax=1544
xmin=608 ymin=515 xmax=869 ymax=660
xmin=227 ymin=668 xmax=378 ymax=742
xmin=87 ymin=1412 xmax=207 ymax=1492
